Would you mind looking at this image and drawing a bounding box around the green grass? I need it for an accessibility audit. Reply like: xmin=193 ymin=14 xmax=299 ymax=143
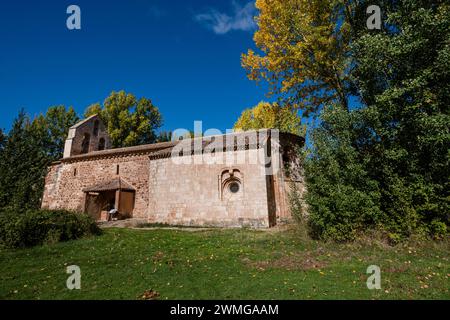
xmin=135 ymin=222 xmax=210 ymax=229
xmin=0 ymin=226 xmax=448 ymax=300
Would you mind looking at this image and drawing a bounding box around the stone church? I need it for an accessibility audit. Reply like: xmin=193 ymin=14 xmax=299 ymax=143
xmin=41 ymin=115 xmax=304 ymax=228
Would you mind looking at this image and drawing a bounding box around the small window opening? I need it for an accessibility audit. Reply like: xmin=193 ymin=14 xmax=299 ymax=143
xmin=98 ymin=138 xmax=105 ymax=151
xmin=229 ymin=182 xmax=240 ymax=193
xmin=93 ymin=120 xmax=99 ymax=137
xmin=81 ymin=133 xmax=91 ymax=154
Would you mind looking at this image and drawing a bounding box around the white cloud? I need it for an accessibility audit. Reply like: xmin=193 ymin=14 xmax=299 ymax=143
xmin=195 ymin=1 xmax=257 ymax=35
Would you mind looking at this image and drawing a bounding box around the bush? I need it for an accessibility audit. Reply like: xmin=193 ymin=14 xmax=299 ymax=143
xmin=288 ymin=181 xmax=305 ymax=223
xmin=304 ymin=105 xmax=382 ymax=241
xmin=0 ymin=209 xmax=102 ymax=248
xmin=429 ymin=220 xmax=447 ymax=240
xmin=301 ymin=101 xmax=449 ymax=243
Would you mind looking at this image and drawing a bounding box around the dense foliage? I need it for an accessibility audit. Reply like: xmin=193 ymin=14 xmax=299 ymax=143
xmin=85 ymin=91 xmax=163 ymax=148
xmin=0 ymin=111 xmax=52 ymax=210
xmin=0 ymin=129 xmax=5 ymax=149
xmin=0 ymin=209 xmax=101 ymax=248
xmin=248 ymin=0 xmax=449 ymax=241
xmin=32 ymin=105 xmax=80 ymax=160
xmin=0 ymin=107 xmax=79 ymax=211
xmin=304 ymin=105 xmax=383 ymax=241
xmin=350 ymin=0 xmax=449 ymax=240
xmin=242 ymin=0 xmax=353 ymax=114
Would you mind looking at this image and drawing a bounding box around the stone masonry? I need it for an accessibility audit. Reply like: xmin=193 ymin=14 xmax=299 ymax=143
xmin=41 ymin=115 xmax=304 ymax=228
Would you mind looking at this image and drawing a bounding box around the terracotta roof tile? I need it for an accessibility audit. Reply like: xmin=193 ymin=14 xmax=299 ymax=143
xmin=61 ymin=130 xmax=304 ymax=163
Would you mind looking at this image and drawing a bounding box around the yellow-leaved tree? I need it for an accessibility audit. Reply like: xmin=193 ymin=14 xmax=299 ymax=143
xmin=242 ymin=0 xmax=352 ymax=116
xmin=233 ymin=101 xmax=305 ymax=136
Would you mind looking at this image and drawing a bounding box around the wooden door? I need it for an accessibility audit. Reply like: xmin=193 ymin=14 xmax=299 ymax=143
xmin=119 ymin=191 xmax=135 ymax=218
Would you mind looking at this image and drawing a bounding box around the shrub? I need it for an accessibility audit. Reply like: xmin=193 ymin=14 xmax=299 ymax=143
xmin=288 ymin=181 xmax=304 ymax=223
xmin=302 ymin=100 xmax=449 ymax=242
xmin=429 ymin=220 xmax=447 ymax=240
xmin=304 ymin=105 xmax=382 ymax=241
xmin=0 ymin=209 xmax=101 ymax=248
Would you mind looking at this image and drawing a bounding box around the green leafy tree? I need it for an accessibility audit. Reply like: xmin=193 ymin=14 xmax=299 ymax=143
xmin=85 ymin=91 xmax=163 ymax=148
xmin=156 ymin=131 xmax=173 ymax=143
xmin=351 ymin=0 xmax=450 ymax=238
xmin=304 ymin=0 xmax=449 ymax=240
xmin=0 ymin=129 xmax=5 ymax=150
xmin=0 ymin=111 xmax=50 ymax=210
xmin=234 ymin=101 xmax=305 ymax=135
xmin=304 ymin=105 xmax=382 ymax=241
xmin=32 ymin=106 xmax=79 ymax=160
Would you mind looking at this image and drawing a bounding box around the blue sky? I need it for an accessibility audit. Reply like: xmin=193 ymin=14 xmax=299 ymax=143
xmin=0 ymin=0 xmax=270 ymax=133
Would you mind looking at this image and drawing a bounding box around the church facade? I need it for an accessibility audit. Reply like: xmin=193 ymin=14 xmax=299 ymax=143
xmin=41 ymin=115 xmax=304 ymax=228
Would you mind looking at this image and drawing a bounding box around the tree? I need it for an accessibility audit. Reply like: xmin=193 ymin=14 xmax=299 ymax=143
xmin=304 ymin=0 xmax=449 ymax=240
xmin=0 ymin=129 xmax=5 ymax=150
xmin=85 ymin=91 xmax=163 ymax=148
xmin=0 ymin=110 xmax=50 ymax=210
xmin=0 ymin=106 xmax=79 ymax=211
xmin=242 ymin=0 xmax=353 ymax=115
xmin=305 ymin=104 xmax=382 ymax=241
xmin=32 ymin=106 xmax=79 ymax=160
xmin=351 ymin=0 xmax=450 ymax=238
xmin=156 ymin=131 xmax=173 ymax=143
xmin=233 ymin=101 xmax=305 ymax=135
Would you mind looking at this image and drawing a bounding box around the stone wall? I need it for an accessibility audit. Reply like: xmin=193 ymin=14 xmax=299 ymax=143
xmin=147 ymin=149 xmax=271 ymax=227
xmin=42 ymin=154 xmax=150 ymax=218
xmin=42 ymin=130 xmax=305 ymax=228
xmin=274 ymin=134 xmax=306 ymax=223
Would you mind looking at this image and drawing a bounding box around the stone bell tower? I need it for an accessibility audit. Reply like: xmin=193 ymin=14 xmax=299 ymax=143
xmin=63 ymin=114 xmax=111 ymax=158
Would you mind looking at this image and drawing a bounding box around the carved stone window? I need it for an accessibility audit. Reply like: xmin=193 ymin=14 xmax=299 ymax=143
xmin=220 ymin=168 xmax=243 ymax=201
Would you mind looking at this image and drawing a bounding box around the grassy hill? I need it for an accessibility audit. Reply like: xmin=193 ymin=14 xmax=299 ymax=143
xmin=0 ymin=227 xmax=448 ymax=299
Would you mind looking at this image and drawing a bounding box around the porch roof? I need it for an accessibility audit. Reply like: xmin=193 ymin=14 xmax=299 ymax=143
xmin=83 ymin=177 xmax=135 ymax=193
